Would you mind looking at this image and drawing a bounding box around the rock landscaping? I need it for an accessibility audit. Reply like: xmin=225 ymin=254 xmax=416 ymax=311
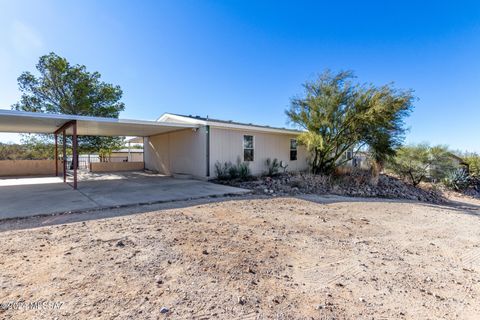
xmin=215 ymin=171 xmax=445 ymax=203
xmin=463 ymin=177 xmax=480 ymax=198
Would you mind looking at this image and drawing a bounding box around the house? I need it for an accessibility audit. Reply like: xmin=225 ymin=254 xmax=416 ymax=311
xmin=109 ymin=148 xmax=144 ymax=162
xmin=143 ymin=113 xmax=309 ymax=179
xmin=446 ymin=152 xmax=469 ymax=170
xmin=0 ymin=109 xmax=309 ymax=186
xmin=426 ymin=152 xmax=469 ymax=181
xmin=339 ymin=149 xmax=371 ymax=169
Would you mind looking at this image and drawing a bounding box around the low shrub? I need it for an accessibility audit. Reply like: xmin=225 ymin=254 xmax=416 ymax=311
xmin=214 ymin=159 xmax=251 ymax=181
xmin=443 ymin=168 xmax=470 ymax=191
xmin=333 ymin=167 xmax=373 ymax=186
xmin=214 ymin=161 xmax=230 ymax=180
xmin=237 ymin=161 xmax=251 ymax=180
xmin=265 ymin=158 xmax=280 ymax=176
xmin=228 ymin=162 xmax=240 ymax=179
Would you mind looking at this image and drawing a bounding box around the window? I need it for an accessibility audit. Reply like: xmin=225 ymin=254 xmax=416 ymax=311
xmin=290 ymin=139 xmax=297 ymax=161
xmin=243 ymin=135 xmax=254 ymax=161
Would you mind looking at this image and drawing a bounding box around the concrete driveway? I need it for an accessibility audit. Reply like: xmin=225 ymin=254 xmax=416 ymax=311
xmin=0 ymin=172 xmax=249 ymax=219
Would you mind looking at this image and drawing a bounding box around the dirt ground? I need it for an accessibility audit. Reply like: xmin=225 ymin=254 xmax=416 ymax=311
xmin=1 ymin=195 xmax=480 ymax=319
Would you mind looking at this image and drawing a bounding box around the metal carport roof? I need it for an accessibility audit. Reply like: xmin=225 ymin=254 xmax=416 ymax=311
xmin=0 ymin=110 xmax=199 ymax=136
xmin=0 ymin=109 xmax=200 ymax=190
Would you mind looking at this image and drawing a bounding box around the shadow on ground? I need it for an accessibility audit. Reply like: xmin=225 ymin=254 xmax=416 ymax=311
xmin=1 ymin=192 xmax=479 ymax=233
xmin=0 ymin=172 xmax=249 ymax=220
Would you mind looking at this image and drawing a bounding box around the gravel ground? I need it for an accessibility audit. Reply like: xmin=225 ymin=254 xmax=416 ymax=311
xmin=1 ymin=195 xmax=480 ymax=319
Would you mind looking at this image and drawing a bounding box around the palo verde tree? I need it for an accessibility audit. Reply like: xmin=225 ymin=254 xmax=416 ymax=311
xmin=386 ymin=143 xmax=457 ymax=186
xmin=286 ymin=70 xmax=414 ymax=174
xmin=12 ymin=52 xmax=125 ymax=153
xmin=461 ymin=153 xmax=480 ymax=177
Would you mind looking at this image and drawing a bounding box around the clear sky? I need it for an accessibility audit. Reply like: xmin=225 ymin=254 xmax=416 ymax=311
xmin=0 ymin=1 xmax=479 ymax=152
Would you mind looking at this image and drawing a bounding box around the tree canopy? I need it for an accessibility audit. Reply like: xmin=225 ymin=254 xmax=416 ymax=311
xmin=0 ymin=138 xmax=54 ymax=160
xmin=286 ymin=70 xmax=414 ymax=174
xmin=386 ymin=143 xmax=458 ymax=186
xmin=12 ymin=52 xmax=125 ymax=153
xmin=460 ymin=153 xmax=480 ymax=177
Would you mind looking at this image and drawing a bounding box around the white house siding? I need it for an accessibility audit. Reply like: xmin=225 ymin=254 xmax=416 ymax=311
xmin=209 ymin=127 xmax=309 ymax=177
xmin=109 ymin=152 xmax=144 ymax=162
xmin=144 ymin=127 xmax=207 ymax=178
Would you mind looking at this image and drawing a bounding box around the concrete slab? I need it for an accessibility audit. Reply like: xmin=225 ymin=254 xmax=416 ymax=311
xmin=0 ymin=179 xmax=98 ymax=219
xmin=0 ymin=172 xmax=250 ymax=220
xmin=76 ymin=173 xmax=249 ymax=207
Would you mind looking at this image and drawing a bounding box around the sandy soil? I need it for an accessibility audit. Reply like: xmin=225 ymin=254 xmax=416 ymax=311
xmin=1 ymin=195 xmax=480 ymax=319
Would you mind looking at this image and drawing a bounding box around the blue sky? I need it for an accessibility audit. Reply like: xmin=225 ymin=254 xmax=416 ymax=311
xmin=0 ymin=0 xmax=479 ymax=152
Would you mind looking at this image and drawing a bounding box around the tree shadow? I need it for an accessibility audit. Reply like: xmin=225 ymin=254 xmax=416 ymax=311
xmin=296 ymin=193 xmax=480 ymax=217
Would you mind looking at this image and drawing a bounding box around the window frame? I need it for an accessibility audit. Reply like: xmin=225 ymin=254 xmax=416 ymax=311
xmin=290 ymin=138 xmax=298 ymax=161
xmin=243 ymin=135 xmax=254 ymax=162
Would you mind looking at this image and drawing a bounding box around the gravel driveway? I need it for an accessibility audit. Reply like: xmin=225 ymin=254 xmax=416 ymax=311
xmin=1 ymin=195 xmax=479 ymax=319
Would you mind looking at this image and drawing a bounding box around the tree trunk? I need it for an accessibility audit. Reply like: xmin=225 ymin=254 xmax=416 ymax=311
xmin=370 ymin=161 xmax=381 ymax=186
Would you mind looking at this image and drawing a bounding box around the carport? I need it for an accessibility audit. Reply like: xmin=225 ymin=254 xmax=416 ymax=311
xmin=0 ymin=110 xmax=250 ymax=219
xmin=0 ymin=109 xmax=198 ymax=189
xmin=0 ymin=171 xmax=249 ymax=219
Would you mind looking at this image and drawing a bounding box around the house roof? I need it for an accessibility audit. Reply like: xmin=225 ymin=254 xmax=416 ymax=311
xmin=0 ymin=110 xmax=198 ymax=137
xmin=157 ymin=113 xmax=303 ymax=135
xmin=447 ymin=152 xmax=467 ymax=164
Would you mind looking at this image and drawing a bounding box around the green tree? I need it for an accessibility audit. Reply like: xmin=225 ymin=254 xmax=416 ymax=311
xmin=386 ymin=143 xmax=457 ymax=186
xmin=0 ymin=143 xmax=24 ymax=160
xmin=12 ymin=52 xmax=125 ymax=153
xmin=286 ymin=70 xmax=414 ymax=174
xmin=21 ymin=135 xmax=55 ymax=159
xmin=463 ymin=153 xmax=480 ymax=177
xmin=0 ymin=140 xmax=53 ymax=160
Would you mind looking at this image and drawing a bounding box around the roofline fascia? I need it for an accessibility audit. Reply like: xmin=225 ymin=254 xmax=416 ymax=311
xmin=158 ymin=113 xmax=303 ymax=135
xmin=208 ymin=124 xmax=302 ymax=135
xmin=0 ymin=110 xmax=199 ymax=130
xmin=157 ymin=113 xmax=208 ymax=125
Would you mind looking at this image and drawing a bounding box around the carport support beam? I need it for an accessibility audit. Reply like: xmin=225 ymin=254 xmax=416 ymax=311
xmin=54 ymin=133 xmax=58 ymax=176
xmin=62 ymin=130 xmax=66 ymax=183
xmin=72 ymin=120 xmax=78 ymax=189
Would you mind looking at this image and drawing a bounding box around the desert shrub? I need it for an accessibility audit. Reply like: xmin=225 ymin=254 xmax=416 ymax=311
xmin=214 ymin=161 xmax=230 ymax=180
xmin=214 ymin=160 xmax=251 ymax=181
xmin=334 ymin=166 xmax=353 ymax=176
xmin=237 ymin=161 xmax=251 ymax=180
xmin=334 ymin=167 xmax=371 ymax=186
xmin=265 ymin=158 xmax=280 ymax=176
xmin=463 ymin=154 xmax=480 ymax=177
xmin=228 ymin=162 xmax=240 ymax=179
xmin=443 ymin=168 xmax=470 ymax=191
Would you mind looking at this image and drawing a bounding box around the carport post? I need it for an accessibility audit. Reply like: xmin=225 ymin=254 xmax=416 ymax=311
xmin=72 ymin=120 xmax=78 ymax=190
xmin=54 ymin=133 xmax=58 ymax=176
xmin=62 ymin=130 xmax=67 ymax=183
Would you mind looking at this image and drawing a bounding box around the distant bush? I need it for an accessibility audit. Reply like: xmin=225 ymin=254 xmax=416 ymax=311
xmin=0 ymin=138 xmax=55 ymax=160
xmin=214 ymin=159 xmax=251 ymax=181
xmin=443 ymin=169 xmax=470 ymax=191
xmin=264 ymin=158 xmax=280 ymax=176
